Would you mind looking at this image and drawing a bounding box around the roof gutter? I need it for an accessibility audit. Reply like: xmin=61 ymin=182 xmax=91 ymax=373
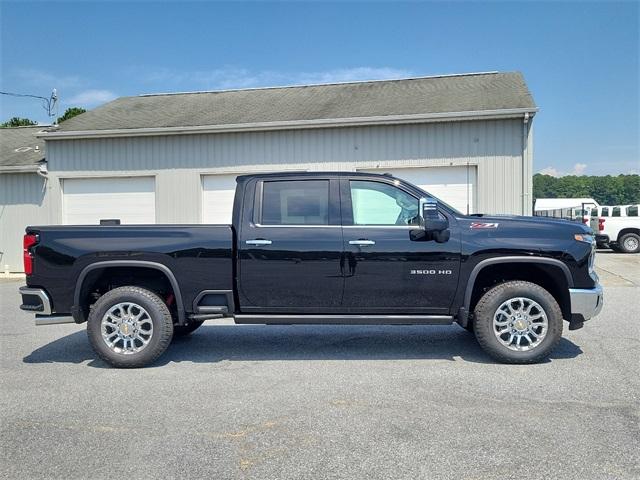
xmin=0 ymin=164 xmax=42 ymax=173
xmin=38 ymin=108 xmax=538 ymax=140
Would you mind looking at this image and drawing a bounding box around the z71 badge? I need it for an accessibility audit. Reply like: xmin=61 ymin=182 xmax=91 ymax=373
xmin=470 ymin=222 xmax=499 ymax=229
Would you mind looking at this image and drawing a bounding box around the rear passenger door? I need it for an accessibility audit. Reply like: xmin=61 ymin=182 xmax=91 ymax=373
xmin=238 ymin=177 xmax=345 ymax=312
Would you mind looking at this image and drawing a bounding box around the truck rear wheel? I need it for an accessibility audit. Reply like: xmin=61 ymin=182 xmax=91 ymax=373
xmin=473 ymin=281 xmax=563 ymax=364
xmin=87 ymin=286 xmax=174 ymax=368
xmin=618 ymin=233 xmax=640 ymax=253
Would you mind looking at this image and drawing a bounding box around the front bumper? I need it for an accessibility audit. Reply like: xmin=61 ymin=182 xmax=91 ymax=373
xmin=569 ymin=283 xmax=604 ymax=321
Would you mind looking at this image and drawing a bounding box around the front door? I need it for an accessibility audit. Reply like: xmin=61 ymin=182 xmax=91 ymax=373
xmin=238 ymin=177 xmax=344 ymax=312
xmin=340 ymin=178 xmax=461 ymax=314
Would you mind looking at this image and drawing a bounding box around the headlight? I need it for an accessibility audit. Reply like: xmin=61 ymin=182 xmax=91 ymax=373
xmin=574 ymin=233 xmax=594 ymax=243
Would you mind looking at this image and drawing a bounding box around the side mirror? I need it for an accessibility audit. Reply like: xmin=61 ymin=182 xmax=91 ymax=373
xmin=420 ymin=198 xmax=449 ymax=232
xmin=415 ymin=198 xmax=450 ymax=243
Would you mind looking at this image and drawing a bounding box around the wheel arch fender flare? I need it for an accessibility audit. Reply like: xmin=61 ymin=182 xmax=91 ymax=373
xmin=74 ymin=260 xmax=185 ymax=324
xmin=463 ymin=256 xmax=574 ymax=312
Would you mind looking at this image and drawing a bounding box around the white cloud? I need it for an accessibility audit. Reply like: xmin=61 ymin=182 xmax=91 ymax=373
xmin=538 ymin=166 xmax=561 ymax=177
xmin=66 ymin=89 xmax=117 ymax=107
xmin=572 ymin=163 xmax=587 ymax=176
xmin=538 ymin=163 xmax=589 ymax=177
xmin=139 ymin=66 xmax=415 ymax=91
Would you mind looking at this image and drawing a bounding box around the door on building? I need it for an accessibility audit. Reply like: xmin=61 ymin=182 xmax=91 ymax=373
xmin=62 ymin=176 xmax=156 ymax=224
xmin=358 ymin=166 xmax=477 ymax=214
xmin=340 ymin=177 xmax=461 ymax=314
xmin=201 ymin=174 xmax=239 ymax=224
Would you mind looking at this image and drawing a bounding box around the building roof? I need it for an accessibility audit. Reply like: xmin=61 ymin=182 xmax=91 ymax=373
xmin=45 ymin=71 xmax=536 ymax=139
xmin=0 ymin=126 xmax=47 ymax=172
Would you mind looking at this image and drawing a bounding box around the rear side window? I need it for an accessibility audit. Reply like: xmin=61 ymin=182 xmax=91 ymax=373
xmin=612 ymin=207 xmax=621 ymax=217
xmin=601 ymin=207 xmax=609 ymax=217
xmin=627 ymin=205 xmax=638 ymax=217
xmin=261 ymin=180 xmax=329 ymax=225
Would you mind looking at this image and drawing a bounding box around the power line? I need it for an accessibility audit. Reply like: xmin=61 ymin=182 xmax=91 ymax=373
xmin=0 ymin=89 xmax=58 ymax=118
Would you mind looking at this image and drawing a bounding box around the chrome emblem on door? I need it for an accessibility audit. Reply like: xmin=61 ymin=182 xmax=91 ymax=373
xmin=410 ymin=269 xmax=453 ymax=275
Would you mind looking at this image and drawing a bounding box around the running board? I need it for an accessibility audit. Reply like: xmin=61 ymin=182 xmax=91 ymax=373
xmin=233 ymin=314 xmax=454 ymax=325
xmin=35 ymin=315 xmax=76 ymax=326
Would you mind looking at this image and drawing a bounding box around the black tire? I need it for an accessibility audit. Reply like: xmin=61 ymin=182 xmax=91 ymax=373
xmin=172 ymin=320 xmax=205 ymax=337
xmin=473 ymin=281 xmax=563 ymax=364
xmin=87 ymin=286 xmax=174 ymax=368
xmin=618 ymin=233 xmax=640 ymax=254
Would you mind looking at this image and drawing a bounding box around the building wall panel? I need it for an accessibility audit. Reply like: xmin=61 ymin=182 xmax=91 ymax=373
xmin=43 ymin=118 xmax=528 ymax=222
xmin=0 ymin=173 xmax=52 ymax=272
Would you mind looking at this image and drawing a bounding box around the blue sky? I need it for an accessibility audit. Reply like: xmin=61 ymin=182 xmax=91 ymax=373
xmin=1 ymin=1 xmax=638 ymax=175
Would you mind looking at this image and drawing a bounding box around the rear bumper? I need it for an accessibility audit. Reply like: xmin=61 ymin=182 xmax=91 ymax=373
xmin=19 ymin=287 xmax=52 ymax=315
xmin=19 ymin=286 xmax=74 ymax=325
xmin=569 ymin=283 xmax=604 ymax=321
xmin=595 ymin=234 xmax=610 ymax=245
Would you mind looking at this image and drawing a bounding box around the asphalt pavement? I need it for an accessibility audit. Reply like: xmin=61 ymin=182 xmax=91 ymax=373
xmin=1 ymin=253 xmax=638 ymax=479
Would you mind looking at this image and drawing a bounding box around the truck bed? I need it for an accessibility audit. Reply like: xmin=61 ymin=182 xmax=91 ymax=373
xmin=25 ymin=224 xmax=235 ymax=316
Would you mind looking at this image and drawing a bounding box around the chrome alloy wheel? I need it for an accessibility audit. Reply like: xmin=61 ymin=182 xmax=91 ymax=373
xmin=101 ymin=302 xmax=153 ymax=355
xmin=623 ymin=236 xmax=639 ymax=251
xmin=493 ymin=297 xmax=548 ymax=351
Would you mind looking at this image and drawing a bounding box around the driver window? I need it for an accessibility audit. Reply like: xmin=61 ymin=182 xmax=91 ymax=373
xmin=350 ymin=180 xmax=419 ymax=226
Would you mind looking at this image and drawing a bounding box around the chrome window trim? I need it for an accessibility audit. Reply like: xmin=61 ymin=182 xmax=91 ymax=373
xmin=253 ymin=223 xmax=419 ymax=229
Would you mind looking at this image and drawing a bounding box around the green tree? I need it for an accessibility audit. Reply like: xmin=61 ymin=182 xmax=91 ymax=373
xmin=0 ymin=117 xmax=37 ymax=128
xmin=533 ymin=173 xmax=640 ymax=205
xmin=56 ymin=107 xmax=86 ymax=124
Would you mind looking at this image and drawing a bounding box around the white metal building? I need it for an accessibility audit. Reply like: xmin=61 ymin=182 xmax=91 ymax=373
xmin=0 ymin=71 xmax=536 ymax=271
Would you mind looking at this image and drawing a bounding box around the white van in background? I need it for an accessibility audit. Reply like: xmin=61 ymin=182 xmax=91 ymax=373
xmin=590 ymin=204 xmax=640 ymax=253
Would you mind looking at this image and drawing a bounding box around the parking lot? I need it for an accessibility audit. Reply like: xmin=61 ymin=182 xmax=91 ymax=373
xmin=1 ymin=252 xmax=639 ymax=480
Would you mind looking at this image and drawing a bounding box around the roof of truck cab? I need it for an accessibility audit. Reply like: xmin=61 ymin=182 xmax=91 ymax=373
xmin=235 ymin=171 xmax=394 ymax=181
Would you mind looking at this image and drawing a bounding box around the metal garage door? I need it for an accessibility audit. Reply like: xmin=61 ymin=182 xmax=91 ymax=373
xmin=62 ymin=176 xmax=156 ymax=225
xmin=202 ymin=174 xmax=238 ymax=224
xmin=360 ymin=166 xmax=477 ymax=214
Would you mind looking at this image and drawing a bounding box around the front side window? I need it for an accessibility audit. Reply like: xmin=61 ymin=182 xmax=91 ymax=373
xmin=261 ymin=180 xmax=329 ymax=225
xmin=626 ymin=205 xmax=638 ymax=217
xmin=350 ymin=180 xmax=419 ymax=226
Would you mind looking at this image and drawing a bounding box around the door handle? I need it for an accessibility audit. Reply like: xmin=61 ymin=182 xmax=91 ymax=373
xmin=349 ymin=239 xmax=376 ymax=246
xmin=246 ymin=239 xmax=272 ymax=246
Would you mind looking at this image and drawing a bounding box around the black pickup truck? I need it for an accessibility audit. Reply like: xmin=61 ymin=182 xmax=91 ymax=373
xmin=19 ymin=172 xmax=603 ymax=367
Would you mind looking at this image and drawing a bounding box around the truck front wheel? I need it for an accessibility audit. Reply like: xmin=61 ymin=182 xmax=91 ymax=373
xmin=87 ymin=286 xmax=174 ymax=368
xmin=473 ymin=281 xmax=563 ymax=364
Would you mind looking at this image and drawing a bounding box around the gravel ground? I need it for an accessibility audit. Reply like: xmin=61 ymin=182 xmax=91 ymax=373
xmin=1 ymin=253 xmax=638 ymax=480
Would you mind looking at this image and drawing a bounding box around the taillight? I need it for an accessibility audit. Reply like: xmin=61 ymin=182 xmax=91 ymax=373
xmin=23 ymin=233 xmax=38 ymax=275
xmin=598 ymin=218 xmax=605 ymax=232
